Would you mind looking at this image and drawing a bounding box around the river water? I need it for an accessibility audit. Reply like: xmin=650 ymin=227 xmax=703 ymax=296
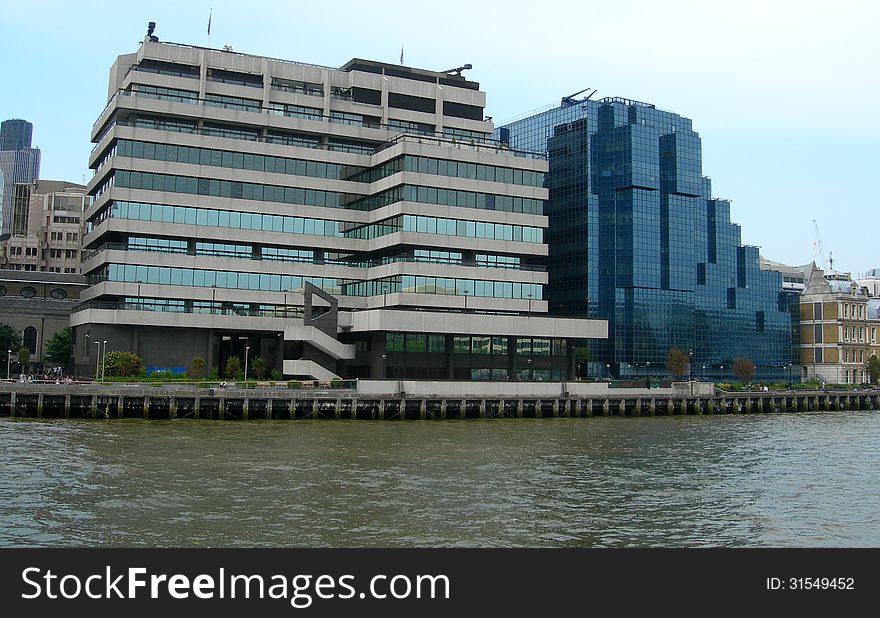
xmin=1 ymin=411 xmax=878 ymax=547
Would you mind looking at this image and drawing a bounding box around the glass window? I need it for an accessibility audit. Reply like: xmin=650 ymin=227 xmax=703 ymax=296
xmin=386 ymin=333 xmax=404 ymax=352
xmin=471 ymin=336 xmax=490 ymax=355
xmin=491 ymin=337 xmax=508 ymax=355
xmin=453 ymin=336 xmax=470 ymax=354
xmin=405 ymin=334 xmax=427 ymax=353
xmin=428 ymin=335 xmax=446 ymax=353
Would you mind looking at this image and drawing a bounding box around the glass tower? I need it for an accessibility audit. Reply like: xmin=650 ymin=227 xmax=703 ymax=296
xmin=498 ymin=97 xmax=792 ymax=381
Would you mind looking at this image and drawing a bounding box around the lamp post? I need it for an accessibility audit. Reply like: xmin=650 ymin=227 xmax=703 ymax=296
xmin=211 ymin=286 xmax=217 ymax=314
xmin=527 ymin=357 xmax=533 ymax=381
xmin=383 ymin=282 xmax=389 ymax=308
xmin=94 ymin=341 xmax=101 ymax=382
xmin=381 ymin=353 xmax=387 ymax=379
xmin=463 ymin=289 xmax=469 ymax=313
xmin=527 ymin=293 xmax=533 ymax=318
xmin=702 ymin=364 xmax=706 ymax=382
xmin=788 ymin=362 xmax=792 ymax=390
xmin=244 ymin=345 xmax=250 ymax=389
xmin=606 ymin=363 xmax=611 ymax=380
xmin=101 ymin=341 xmax=107 ymax=382
xmin=720 ymin=364 xmax=725 ymax=383
xmin=6 ymin=349 xmax=10 ymax=380
xmin=136 ymin=280 xmax=143 ymax=308
xmin=688 ymin=348 xmax=694 ymax=381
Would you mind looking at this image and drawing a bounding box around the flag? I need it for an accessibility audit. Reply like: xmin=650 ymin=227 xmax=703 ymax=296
xmin=400 ymin=45 xmax=404 ymax=65
xmin=207 ymin=9 xmax=212 ymax=36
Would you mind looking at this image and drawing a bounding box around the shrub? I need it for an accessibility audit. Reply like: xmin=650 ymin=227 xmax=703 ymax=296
xmin=225 ymin=356 xmax=242 ymax=379
xmin=102 ymin=351 xmax=144 ymax=377
xmin=733 ymin=357 xmax=755 ymax=383
xmin=188 ymin=357 xmax=206 ymax=379
xmin=270 ymin=368 xmax=282 ymax=381
xmin=287 ymin=380 xmax=301 ymax=389
xmin=251 ymin=356 xmax=266 ymax=380
xmin=330 ymin=378 xmax=343 ymax=388
xmin=666 ymin=347 xmax=689 ymax=379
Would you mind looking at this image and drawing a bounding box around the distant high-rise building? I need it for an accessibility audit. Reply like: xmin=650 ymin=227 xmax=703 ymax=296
xmin=0 ymin=118 xmax=41 ymax=237
xmin=0 ymin=119 xmax=34 ymax=151
xmin=498 ymin=97 xmax=792 ymax=381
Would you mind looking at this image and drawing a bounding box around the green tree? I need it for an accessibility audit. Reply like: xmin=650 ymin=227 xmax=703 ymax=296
xmin=574 ymin=347 xmax=591 ymax=379
xmin=225 ymin=355 xmax=242 ymax=379
xmin=867 ymin=355 xmax=880 ymax=384
xmin=733 ymin=357 xmax=756 ymax=383
xmin=0 ymin=325 xmax=22 ymax=367
xmin=188 ymin=356 xmax=206 ymax=379
xmin=18 ymin=347 xmax=30 ymax=368
xmin=44 ymin=327 xmax=72 ymax=365
xmin=251 ymin=356 xmax=266 ymax=380
xmin=102 ymin=351 xmax=143 ymax=378
xmin=666 ymin=347 xmax=688 ymax=379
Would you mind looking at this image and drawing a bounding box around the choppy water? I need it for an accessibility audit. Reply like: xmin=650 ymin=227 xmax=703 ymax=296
xmin=1 ymin=412 xmax=878 ymax=547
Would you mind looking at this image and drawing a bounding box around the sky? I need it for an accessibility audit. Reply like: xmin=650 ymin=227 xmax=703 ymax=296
xmin=1 ymin=0 xmax=877 ymax=274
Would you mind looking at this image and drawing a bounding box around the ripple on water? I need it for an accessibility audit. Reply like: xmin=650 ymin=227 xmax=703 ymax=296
xmin=1 ymin=414 xmax=879 ymax=547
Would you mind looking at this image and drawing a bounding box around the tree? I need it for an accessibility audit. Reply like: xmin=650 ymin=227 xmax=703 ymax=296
xmin=733 ymin=357 xmax=755 ymax=383
xmin=867 ymin=355 xmax=880 ymax=384
xmin=102 ymin=351 xmax=143 ymax=377
xmin=666 ymin=347 xmax=688 ymax=379
xmin=17 ymin=347 xmax=30 ymax=368
xmin=225 ymin=355 xmax=242 ymax=379
xmin=44 ymin=327 xmax=72 ymax=366
xmin=0 ymin=325 xmax=22 ymax=365
xmin=574 ymin=347 xmax=591 ymax=379
xmin=251 ymin=356 xmax=266 ymax=380
xmin=188 ymin=356 xmax=206 ymax=379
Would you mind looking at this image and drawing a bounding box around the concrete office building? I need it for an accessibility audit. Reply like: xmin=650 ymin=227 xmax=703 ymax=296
xmin=73 ymin=30 xmax=605 ymax=379
xmin=497 ymin=96 xmax=792 ymax=381
xmin=1 ymin=180 xmax=86 ymax=273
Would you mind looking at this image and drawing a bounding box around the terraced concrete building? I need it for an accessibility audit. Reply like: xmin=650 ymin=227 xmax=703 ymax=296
xmin=72 ymin=31 xmax=604 ymax=380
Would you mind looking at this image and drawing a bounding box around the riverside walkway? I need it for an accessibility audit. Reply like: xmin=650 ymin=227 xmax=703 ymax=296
xmin=0 ymin=381 xmax=878 ymax=420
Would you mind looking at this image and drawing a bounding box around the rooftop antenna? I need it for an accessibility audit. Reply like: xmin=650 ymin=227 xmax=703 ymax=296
xmin=812 ymin=219 xmax=827 ymax=270
xmin=443 ymin=64 xmax=472 ymax=76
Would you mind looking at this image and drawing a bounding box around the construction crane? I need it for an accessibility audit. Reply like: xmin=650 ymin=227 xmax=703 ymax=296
xmin=561 ymin=88 xmax=597 ymax=107
xmin=812 ymin=219 xmax=828 ymax=270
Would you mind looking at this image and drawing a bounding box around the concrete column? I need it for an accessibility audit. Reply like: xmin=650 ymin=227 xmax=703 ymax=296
xmin=117 ymin=395 xmax=124 ymax=419
xmin=552 ymin=399 xmax=559 ymax=418
xmin=516 ymin=399 xmax=523 ymax=418
xmin=9 ymin=392 xmax=15 ymax=418
xmin=169 ymin=396 xmax=177 ymax=420
xmin=336 ymin=399 xmax=343 ymax=420
xmin=242 ymin=398 xmax=249 ymax=420
xmin=440 ymin=399 xmax=447 ymax=420
xmin=91 ymin=394 xmax=98 ymax=419
xmin=64 ymin=394 xmax=71 ymax=419
xmin=602 ymin=399 xmax=609 ymax=416
xmin=378 ymin=399 xmax=385 ymax=420
xmin=479 ymin=400 xmax=486 ymax=419
xmin=648 ymin=399 xmax=656 ymax=416
xmin=143 ymin=397 xmax=150 ymax=419
xmin=193 ymin=396 xmax=201 ymax=420
xmin=36 ymin=393 xmax=43 ymax=419
xmin=219 ymin=397 xmax=226 ymax=420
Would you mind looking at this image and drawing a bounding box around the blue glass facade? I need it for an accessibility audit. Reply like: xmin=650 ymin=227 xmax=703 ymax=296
xmin=498 ymin=98 xmax=791 ymax=380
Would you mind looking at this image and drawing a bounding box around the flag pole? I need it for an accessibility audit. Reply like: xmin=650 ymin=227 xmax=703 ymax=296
xmin=207 ymin=8 xmax=212 ymax=48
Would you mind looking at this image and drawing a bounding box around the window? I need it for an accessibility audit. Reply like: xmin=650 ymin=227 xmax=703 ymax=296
xmin=814 ymin=348 xmax=823 ymax=363
xmin=23 ymin=326 xmax=37 ymax=354
xmin=453 ymin=337 xmax=470 ymax=354
xmin=20 ymin=286 xmax=37 ymax=298
xmin=813 ymin=302 xmax=823 ymax=320
xmin=50 ymin=288 xmax=67 ymax=300
xmin=385 ymin=333 xmax=403 ymax=352
xmin=405 ymin=334 xmax=427 ymax=353
xmin=813 ymin=324 xmax=823 ymax=343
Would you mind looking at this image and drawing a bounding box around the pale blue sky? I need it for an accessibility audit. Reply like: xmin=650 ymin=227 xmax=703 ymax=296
xmin=1 ymin=0 xmax=877 ymax=274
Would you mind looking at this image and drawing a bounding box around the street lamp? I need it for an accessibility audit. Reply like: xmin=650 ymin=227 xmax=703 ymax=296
xmin=381 ymin=353 xmax=387 ymax=379
xmin=244 ymin=345 xmax=250 ymax=389
xmin=702 ymin=364 xmax=706 ymax=382
xmin=688 ymin=348 xmax=694 ymax=381
xmin=6 ymin=349 xmax=10 ymax=380
xmin=463 ymin=289 xmax=469 ymax=313
xmin=788 ymin=362 xmax=792 ymax=390
xmin=527 ymin=293 xmax=533 ymax=318
xmin=720 ymin=364 xmax=725 ymax=383
xmin=136 ymin=280 xmax=143 ymax=308
xmin=606 ymin=363 xmax=611 ymax=379
xmin=94 ymin=341 xmax=101 ymax=381
xmin=101 ymin=341 xmax=107 ymax=382
xmin=527 ymin=357 xmax=533 ymax=381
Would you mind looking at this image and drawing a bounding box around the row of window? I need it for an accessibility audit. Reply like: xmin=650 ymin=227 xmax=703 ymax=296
xmin=385 ymin=333 xmax=566 ymax=356
xmin=97 ymin=264 xmax=543 ymax=301
xmin=107 ymin=139 xmax=366 ymax=181
xmin=343 ymin=215 xmax=543 ymax=244
xmin=0 ymin=286 xmax=67 ymax=299
xmin=346 ymin=185 xmax=544 ymax=215
xmin=346 ymin=155 xmax=544 ymax=187
xmin=344 ymin=276 xmax=543 ymax=300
